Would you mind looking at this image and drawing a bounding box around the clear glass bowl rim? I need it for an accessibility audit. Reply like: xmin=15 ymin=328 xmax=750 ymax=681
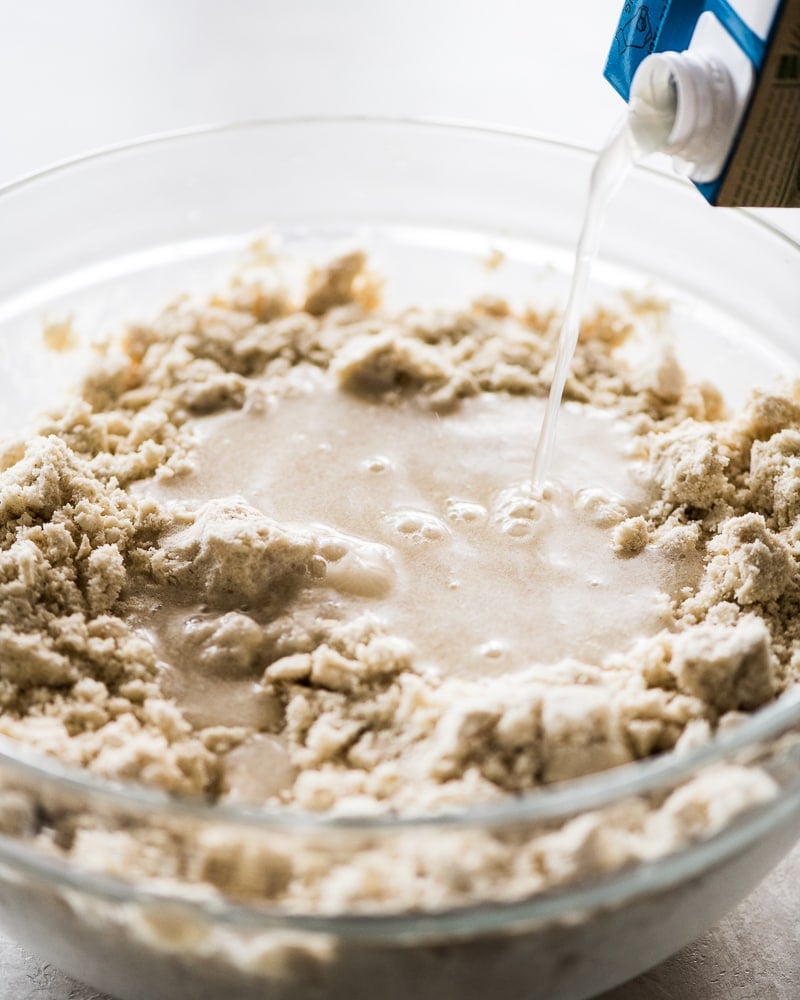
xmin=0 ymin=114 xmax=799 ymax=846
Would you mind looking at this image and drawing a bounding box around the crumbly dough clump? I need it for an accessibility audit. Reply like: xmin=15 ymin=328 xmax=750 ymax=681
xmin=0 ymin=251 xmax=796 ymax=911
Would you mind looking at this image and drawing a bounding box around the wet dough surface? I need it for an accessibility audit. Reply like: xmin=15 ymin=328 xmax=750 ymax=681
xmin=142 ymin=372 xmax=674 ymax=674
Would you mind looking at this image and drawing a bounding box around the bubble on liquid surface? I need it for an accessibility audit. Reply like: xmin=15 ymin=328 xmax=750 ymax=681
xmin=491 ymin=484 xmax=543 ymax=540
xmin=361 ymin=455 xmax=394 ymax=474
xmin=445 ymin=498 xmax=488 ymax=525
xmin=383 ymin=508 xmax=451 ymax=544
xmin=318 ymin=531 xmax=396 ymax=597
xmin=478 ymin=640 xmax=507 ymax=662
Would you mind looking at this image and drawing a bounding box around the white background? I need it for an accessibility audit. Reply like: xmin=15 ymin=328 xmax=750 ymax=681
xmin=0 ymin=0 xmax=630 ymax=172
xmin=0 ymin=3 xmax=798 ymax=999
xmin=0 ymin=0 xmax=798 ymax=241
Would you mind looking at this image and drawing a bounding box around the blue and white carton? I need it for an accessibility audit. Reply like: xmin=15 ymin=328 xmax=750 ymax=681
xmin=605 ymin=0 xmax=800 ymax=206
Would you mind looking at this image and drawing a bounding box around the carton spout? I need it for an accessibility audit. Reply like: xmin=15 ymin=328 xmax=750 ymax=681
xmin=629 ymin=50 xmax=739 ymax=181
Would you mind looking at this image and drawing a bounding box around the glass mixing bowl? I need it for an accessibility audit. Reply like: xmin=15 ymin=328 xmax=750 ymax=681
xmin=0 ymin=119 xmax=799 ymax=1000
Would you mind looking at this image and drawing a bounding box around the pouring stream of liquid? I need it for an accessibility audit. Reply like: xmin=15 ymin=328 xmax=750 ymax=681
xmin=531 ymin=103 xmax=673 ymax=489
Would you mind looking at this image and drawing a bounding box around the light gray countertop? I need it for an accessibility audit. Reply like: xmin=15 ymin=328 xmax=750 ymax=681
xmin=1 ymin=839 xmax=798 ymax=1000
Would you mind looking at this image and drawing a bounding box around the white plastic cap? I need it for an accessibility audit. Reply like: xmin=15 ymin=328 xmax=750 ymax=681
xmin=629 ymin=51 xmax=739 ymax=182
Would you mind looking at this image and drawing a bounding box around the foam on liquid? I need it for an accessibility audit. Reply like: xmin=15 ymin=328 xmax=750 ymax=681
xmin=141 ymin=371 xmax=681 ymax=694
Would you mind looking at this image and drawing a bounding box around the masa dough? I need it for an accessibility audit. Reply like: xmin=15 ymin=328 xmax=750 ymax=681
xmin=0 ymin=252 xmax=795 ymax=909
